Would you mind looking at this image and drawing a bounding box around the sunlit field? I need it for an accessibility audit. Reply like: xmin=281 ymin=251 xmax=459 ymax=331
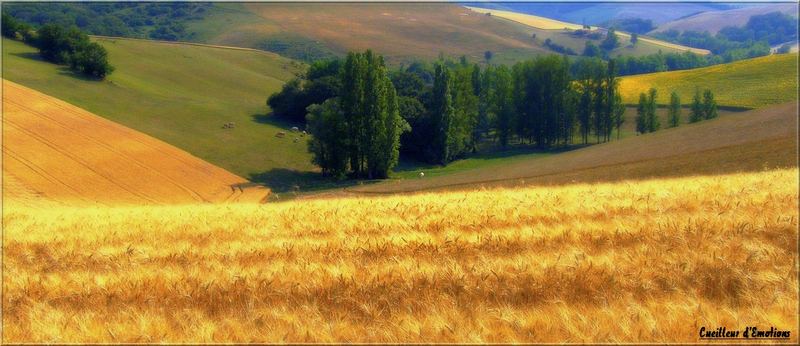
xmin=4 ymin=169 xmax=797 ymax=343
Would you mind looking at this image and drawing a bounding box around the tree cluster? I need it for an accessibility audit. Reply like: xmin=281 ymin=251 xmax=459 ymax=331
xmin=689 ymin=88 xmax=718 ymax=123
xmin=306 ymin=51 xmax=407 ymax=179
xmin=34 ymin=24 xmax=115 ymax=78
xmin=651 ymin=11 xmax=792 ymax=60
xmin=2 ymin=3 xmax=211 ymax=41
xmin=3 ymin=14 xmax=114 ymax=79
xmin=603 ymin=18 xmax=655 ymax=34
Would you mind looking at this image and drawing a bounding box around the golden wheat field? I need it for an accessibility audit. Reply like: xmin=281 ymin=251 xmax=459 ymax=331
xmin=3 ymin=168 xmax=798 ymax=343
xmin=1 ymin=80 xmax=268 ymax=205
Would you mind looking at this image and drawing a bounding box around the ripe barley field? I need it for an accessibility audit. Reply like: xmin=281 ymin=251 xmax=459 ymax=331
xmin=3 ymin=169 xmax=798 ymax=343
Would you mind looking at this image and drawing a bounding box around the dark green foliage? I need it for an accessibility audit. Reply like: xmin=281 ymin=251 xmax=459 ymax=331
xmin=267 ymin=59 xmax=341 ymax=122
xmin=69 ymin=41 xmax=115 ymax=78
xmin=306 ymin=99 xmax=348 ymax=178
xmin=583 ymin=41 xmax=602 ymax=58
xmin=668 ymin=91 xmax=681 ymax=128
xmin=306 ymin=50 xmax=406 ymax=179
xmin=600 ymin=28 xmax=619 ymax=51
xmin=777 ymin=44 xmax=792 ymax=54
xmin=484 ymin=50 xmax=493 ymax=63
xmin=2 ymin=12 xmax=21 ymax=38
xmin=646 ymin=88 xmax=659 ymax=132
xmin=513 ymin=55 xmax=574 ymax=147
xmin=630 ymin=33 xmax=638 ymax=45
xmin=718 ymin=12 xmax=797 ymax=46
xmin=635 ymin=93 xmax=648 ymax=134
xmin=429 ymin=64 xmax=455 ymax=164
xmin=689 ymin=88 xmax=704 ymax=123
xmin=2 ymin=2 xmax=211 ymax=40
xmin=702 ymin=89 xmax=718 ymax=120
xmin=21 ymin=22 xmax=114 ymax=79
xmin=544 ymin=38 xmax=577 ymax=55
xmin=616 ymin=51 xmax=710 ymax=75
xmin=604 ymin=18 xmax=655 ymax=34
xmin=492 ymin=65 xmax=515 ymax=149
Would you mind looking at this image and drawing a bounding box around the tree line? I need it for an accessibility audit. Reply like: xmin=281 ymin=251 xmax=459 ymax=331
xmin=270 ymin=53 xmax=651 ymax=178
xmin=3 ymin=14 xmax=114 ymax=79
xmin=635 ymin=88 xmax=718 ymax=134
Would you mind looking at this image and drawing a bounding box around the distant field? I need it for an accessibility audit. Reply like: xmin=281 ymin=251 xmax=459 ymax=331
xmin=189 ymin=2 xmax=550 ymax=64
xmin=4 ymin=168 xmax=797 ymax=342
xmin=2 ymin=80 xmax=268 ymax=205
xmin=466 ymin=6 xmax=710 ymax=56
xmin=652 ymin=3 xmax=798 ymax=35
xmin=349 ymin=102 xmax=797 ymax=194
xmin=619 ymin=53 xmax=798 ymax=108
xmin=2 ymin=37 xmax=315 ymax=190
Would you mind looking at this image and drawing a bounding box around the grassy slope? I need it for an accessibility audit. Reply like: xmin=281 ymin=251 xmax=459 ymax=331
xmin=2 ymin=37 xmax=314 ymax=188
xmin=349 ymin=102 xmax=798 ymax=194
xmin=4 ymin=169 xmax=798 ymax=342
xmin=619 ymin=53 xmax=799 ymax=109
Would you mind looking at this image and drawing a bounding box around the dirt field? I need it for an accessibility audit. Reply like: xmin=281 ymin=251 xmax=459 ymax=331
xmin=1 ymin=80 xmax=268 ymax=205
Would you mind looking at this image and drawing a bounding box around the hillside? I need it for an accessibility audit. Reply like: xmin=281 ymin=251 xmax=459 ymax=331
xmin=460 ymin=2 xmax=737 ymax=25
xmin=2 ymin=37 xmax=316 ymax=190
xmin=349 ymin=102 xmax=797 ymax=194
xmin=652 ymin=3 xmax=798 ymax=35
xmin=1 ymin=80 xmax=268 ymax=205
xmin=187 ymin=2 xmax=551 ymax=64
xmin=619 ymin=53 xmax=798 ymax=108
xmin=4 ymin=168 xmax=797 ymax=342
xmin=465 ymin=6 xmax=710 ymax=56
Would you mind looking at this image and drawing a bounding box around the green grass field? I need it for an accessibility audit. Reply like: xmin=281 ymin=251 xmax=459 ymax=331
xmin=619 ymin=53 xmax=799 ymax=108
xmin=2 ymin=37 xmax=314 ymax=189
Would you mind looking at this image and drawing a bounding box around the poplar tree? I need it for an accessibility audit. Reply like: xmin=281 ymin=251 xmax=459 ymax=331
xmin=636 ymin=93 xmax=648 ymax=134
xmin=689 ymin=88 xmax=704 ymax=123
xmin=430 ymin=64 xmax=454 ymax=164
xmin=702 ymin=89 xmax=718 ymax=120
xmin=668 ymin=91 xmax=681 ymax=127
xmin=646 ymin=88 xmax=660 ymax=132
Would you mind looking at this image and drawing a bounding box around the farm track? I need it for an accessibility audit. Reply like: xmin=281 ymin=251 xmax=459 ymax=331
xmin=2 ymin=80 xmax=269 ymax=205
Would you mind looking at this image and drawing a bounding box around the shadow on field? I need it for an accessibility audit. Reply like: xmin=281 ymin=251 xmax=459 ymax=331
xmin=249 ymin=168 xmax=374 ymax=195
xmin=250 ymin=112 xmax=304 ymax=130
xmin=9 ymin=51 xmax=42 ymax=61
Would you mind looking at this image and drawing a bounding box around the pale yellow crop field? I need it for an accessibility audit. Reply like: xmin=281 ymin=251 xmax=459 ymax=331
xmin=4 ymin=169 xmax=797 ymax=343
xmin=466 ymin=6 xmax=710 ymax=55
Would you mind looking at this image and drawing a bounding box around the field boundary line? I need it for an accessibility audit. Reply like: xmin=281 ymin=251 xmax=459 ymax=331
xmin=6 ymin=97 xmax=212 ymax=203
xmin=344 ymin=134 xmax=794 ymax=195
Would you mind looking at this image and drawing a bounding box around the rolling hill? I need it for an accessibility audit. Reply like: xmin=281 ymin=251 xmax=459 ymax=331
xmin=348 ymin=102 xmax=798 ymax=194
xmin=652 ymin=3 xmax=798 ymax=35
xmin=2 ymin=80 xmax=268 ymax=205
xmin=465 ymin=6 xmax=710 ymax=56
xmin=185 ymin=2 xmax=551 ymax=64
xmin=2 ymin=37 xmax=316 ymax=191
xmin=618 ymin=53 xmax=798 ymax=109
xmin=461 ymin=2 xmax=739 ymax=26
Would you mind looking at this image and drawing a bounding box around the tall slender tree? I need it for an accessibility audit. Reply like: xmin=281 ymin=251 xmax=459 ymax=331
xmin=689 ymin=88 xmax=704 ymax=123
xmin=430 ymin=64 xmax=454 ymax=164
xmin=702 ymin=89 xmax=718 ymax=120
xmin=668 ymin=91 xmax=681 ymax=127
xmin=646 ymin=88 xmax=660 ymax=132
xmin=636 ymin=93 xmax=648 ymax=134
